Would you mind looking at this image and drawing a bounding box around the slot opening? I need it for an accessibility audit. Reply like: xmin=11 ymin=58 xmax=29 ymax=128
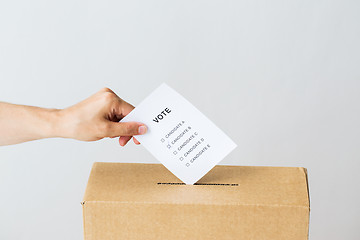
xmin=157 ymin=182 xmax=239 ymax=186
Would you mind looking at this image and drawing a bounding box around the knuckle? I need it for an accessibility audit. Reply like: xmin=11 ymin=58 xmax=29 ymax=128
xmin=124 ymin=123 xmax=136 ymax=135
xmin=101 ymin=91 xmax=116 ymax=103
xmin=100 ymin=87 xmax=113 ymax=93
xmin=98 ymin=123 xmax=112 ymax=136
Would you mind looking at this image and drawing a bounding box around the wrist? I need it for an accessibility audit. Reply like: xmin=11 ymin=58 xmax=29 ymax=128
xmin=47 ymin=108 xmax=71 ymax=139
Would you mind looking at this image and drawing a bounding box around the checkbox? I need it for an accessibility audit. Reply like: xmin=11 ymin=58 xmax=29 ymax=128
xmin=160 ymin=138 xmax=165 ymax=143
xmin=186 ymin=163 xmax=190 ymax=167
xmin=173 ymin=151 xmax=177 ymax=155
xmin=179 ymin=157 xmax=184 ymax=161
xmin=167 ymin=144 xmax=171 ymax=149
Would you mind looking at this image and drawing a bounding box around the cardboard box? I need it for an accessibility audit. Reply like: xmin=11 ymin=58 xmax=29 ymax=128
xmin=82 ymin=163 xmax=310 ymax=240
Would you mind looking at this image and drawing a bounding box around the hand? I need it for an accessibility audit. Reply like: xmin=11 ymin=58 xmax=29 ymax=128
xmin=57 ymin=88 xmax=146 ymax=146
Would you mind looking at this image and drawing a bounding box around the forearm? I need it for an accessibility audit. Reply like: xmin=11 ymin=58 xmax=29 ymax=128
xmin=0 ymin=102 xmax=61 ymax=146
xmin=0 ymin=88 xmax=146 ymax=146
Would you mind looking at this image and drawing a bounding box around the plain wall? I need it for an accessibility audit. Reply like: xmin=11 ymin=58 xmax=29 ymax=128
xmin=0 ymin=1 xmax=359 ymax=239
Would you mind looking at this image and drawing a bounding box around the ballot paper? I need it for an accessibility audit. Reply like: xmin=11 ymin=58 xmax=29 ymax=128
xmin=120 ymin=83 xmax=237 ymax=184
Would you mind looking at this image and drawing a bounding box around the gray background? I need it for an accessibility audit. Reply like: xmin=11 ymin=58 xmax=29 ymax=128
xmin=0 ymin=1 xmax=359 ymax=239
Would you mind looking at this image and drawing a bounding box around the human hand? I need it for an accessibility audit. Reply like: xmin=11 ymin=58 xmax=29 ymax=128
xmin=57 ymin=88 xmax=146 ymax=146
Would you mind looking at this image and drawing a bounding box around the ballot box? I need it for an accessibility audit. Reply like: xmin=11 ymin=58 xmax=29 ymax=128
xmin=82 ymin=162 xmax=310 ymax=239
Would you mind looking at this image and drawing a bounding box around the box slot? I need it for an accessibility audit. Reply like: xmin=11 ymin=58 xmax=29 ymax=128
xmin=157 ymin=182 xmax=239 ymax=186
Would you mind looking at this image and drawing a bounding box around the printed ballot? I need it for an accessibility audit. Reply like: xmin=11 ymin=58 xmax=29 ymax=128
xmin=120 ymin=83 xmax=237 ymax=184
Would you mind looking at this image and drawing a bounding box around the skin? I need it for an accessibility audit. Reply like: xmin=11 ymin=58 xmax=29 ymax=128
xmin=0 ymin=87 xmax=146 ymax=146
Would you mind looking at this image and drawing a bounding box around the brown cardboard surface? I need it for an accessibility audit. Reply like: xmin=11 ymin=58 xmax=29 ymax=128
xmin=82 ymin=163 xmax=310 ymax=240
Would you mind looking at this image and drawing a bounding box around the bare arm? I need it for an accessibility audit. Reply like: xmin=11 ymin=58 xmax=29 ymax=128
xmin=0 ymin=88 xmax=146 ymax=146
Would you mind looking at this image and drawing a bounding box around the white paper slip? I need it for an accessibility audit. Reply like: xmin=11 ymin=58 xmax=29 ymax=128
xmin=120 ymin=83 xmax=237 ymax=184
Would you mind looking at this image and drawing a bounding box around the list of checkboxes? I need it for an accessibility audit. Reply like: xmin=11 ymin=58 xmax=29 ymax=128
xmin=160 ymin=122 xmax=202 ymax=168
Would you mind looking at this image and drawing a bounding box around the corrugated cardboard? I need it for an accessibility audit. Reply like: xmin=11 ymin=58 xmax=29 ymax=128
xmin=82 ymin=163 xmax=310 ymax=240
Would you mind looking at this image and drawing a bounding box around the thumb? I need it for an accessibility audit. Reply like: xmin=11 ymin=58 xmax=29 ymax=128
xmin=108 ymin=122 xmax=147 ymax=137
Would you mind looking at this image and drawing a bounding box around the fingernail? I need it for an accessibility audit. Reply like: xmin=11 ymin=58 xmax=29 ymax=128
xmin=138 ymin=125 xmax=147 ymax=135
